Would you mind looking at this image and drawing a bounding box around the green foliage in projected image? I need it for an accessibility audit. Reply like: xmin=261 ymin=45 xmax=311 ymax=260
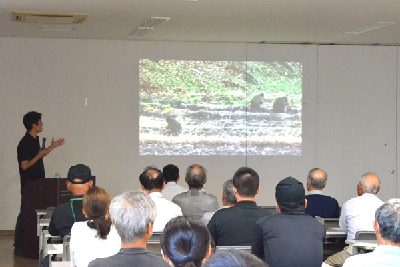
xmin=139 ymin=60 xmax=302 ymax=105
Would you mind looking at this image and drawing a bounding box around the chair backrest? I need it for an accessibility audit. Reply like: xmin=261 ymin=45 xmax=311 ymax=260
xmin=216 ymin=246 xmax=251 ymax=253
xmin=47 ymin=207 xmax=55 ymax=218
xmin=147 ymin=232 xmax=162 ymax=255
xmin=148 ymin=232 xmax=162 ymax=244
xmin=324 ymin=218 xmax=340 ymax=229
xmin=355 ymin=231 xmax=376 ymax=241
xmin=259 ymin=206 xmax=279 ymax=215
xmin=62 ymin=234 xmax=71 ymax=261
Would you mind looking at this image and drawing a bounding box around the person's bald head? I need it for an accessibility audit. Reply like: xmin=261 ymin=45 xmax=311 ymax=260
xmin=307 ymin=168 xmax=327 ymax=191
xmin=139 ymin=166 xmax=164 ymax=191
xmin=358 ymin=173 xmax=380 ymax=196
xmin=185 ymin=164 xmax=207 ymax=189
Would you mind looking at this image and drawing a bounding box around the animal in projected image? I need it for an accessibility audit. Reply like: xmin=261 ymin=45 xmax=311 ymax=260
xmin=273 ymin=97 xmax=289 ymax=113
xmin=250 ymin=93 xmax=265 ymax=112
xmin=166 ymin=116 xmax=182 ymax=135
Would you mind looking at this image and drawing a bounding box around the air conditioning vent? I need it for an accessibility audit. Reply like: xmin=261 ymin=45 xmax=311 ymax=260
xmin=12 ymin=12 xmax=89 ymax=24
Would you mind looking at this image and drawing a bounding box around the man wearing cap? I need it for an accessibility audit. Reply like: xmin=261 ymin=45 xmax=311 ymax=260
xmin=207 ymin=167 xmax=272 ymax=246
xmin=48 ymin=164 xmax=94 ymax=237
xmin=252 ymin=177 xmax=326 ymax=267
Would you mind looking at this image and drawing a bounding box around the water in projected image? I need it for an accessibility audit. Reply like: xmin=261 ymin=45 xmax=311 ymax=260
xmin=139 ymin=60 xmax=302 ymax=156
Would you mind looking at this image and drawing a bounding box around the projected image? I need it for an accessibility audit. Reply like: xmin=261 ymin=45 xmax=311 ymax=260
xmin=139 ymin=60 xmax=302 ymax=156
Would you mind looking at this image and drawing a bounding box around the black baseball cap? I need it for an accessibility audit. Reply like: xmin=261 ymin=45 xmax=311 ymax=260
xmin=67 ymin=164 xmax=93 ymax=184
xmin=275 ymin=176 xmax=305 ymax=207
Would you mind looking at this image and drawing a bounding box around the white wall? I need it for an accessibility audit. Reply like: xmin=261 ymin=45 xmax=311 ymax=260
xmin=0 ymin=38 xmax=398 ymax=229
xmin=317 ymin=45 xmax=397 ymax=203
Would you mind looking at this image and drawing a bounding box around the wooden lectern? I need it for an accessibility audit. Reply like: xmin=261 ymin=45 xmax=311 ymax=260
xmin=22 ymin=177 xmax=95 ymax=259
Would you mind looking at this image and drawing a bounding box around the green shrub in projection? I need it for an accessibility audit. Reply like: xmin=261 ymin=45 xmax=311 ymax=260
xmin=139 ymin=60 xmax=302 ymax=105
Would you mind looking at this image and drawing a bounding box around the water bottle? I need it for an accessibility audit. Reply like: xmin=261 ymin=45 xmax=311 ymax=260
xmin=55 ymin=172 xmax=60 ymax=179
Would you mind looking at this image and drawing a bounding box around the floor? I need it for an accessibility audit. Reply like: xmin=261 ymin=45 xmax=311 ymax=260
xmin=0 ymin=232 xmax=37 ymax=267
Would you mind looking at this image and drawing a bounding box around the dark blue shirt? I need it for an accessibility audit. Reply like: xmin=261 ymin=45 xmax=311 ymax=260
xmin=305 ymin=194 xmax=340 ymax=218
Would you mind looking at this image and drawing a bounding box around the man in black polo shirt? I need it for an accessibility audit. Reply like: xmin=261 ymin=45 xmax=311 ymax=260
xmin=14 ymin=111 xmax=64 ymax=256
xmin=207 ymin=167 xmax=272 ymax=246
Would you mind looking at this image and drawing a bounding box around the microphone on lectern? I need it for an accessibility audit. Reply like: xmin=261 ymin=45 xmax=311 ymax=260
xmin=42 ymin=137 xmax=46 ymax=150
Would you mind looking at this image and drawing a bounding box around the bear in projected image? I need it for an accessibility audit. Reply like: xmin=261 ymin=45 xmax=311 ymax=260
xmin=250 ymin=93 xmax=265 ymax=112
xmin=273 ymin=97 xmax=289 ymax=113
xmin=166 ymin=116 xmax=182 ymax=135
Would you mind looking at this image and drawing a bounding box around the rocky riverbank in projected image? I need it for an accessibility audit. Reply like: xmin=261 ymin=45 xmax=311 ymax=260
xmin=139 ymin=60 xmax=302 ymax=156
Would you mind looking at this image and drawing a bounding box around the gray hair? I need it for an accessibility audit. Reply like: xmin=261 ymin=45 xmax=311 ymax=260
xmin=375 ymin=199 xmax=400 ymax=244
xmin=203 ymin=249 xmax=268 ymax=267
xmin=185 ymin=164 xmax=207 ymax=189
xmin=359 ymin=172 xmax=380 ymax=194
xmin=223 ymin=179 xmax=237 ymax=204
xmin=307 ymin=168 xmax=327 ymax=190
xmin=109 ymin=190 xmax=157 ymax=243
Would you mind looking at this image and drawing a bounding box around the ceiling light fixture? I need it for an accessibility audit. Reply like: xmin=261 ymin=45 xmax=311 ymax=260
xmin=324 ymin=22 xmax=396 ymax=42
xmin=12 ymin=12 xmax=89 ymax=24
xmin=127 ymin=17 xmax=170 ymax=38
xmin=40 ymin=25 xmax=75 ymax=32
xmin=346 ymin=22 xmax=396 ymax=34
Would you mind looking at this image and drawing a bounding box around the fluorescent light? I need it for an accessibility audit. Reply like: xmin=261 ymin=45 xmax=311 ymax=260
xmin=346 ymin=22 xmax=396 ymax=34
xmin=40 ymin=25 xmax=75 ymax=31
xmin=127 ymin=17 xmax=171 ymax=38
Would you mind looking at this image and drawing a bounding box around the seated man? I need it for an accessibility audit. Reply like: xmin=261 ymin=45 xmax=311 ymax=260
xmin=88 ymin=190 xmax=169 ymax=267
xmin=252 ymin=177 xmax=326 ymax=267
xmin=49 ymin=164 xmax=94 ymax=237
xmin=172 ymin=164 xmax=218 ymax=219
xmin=324 ymin=173 xmax=383 ymax=266
xmin=343 ymin=198 xmax=400 ymax=267
xmin=201 ymin=179 xmax=236 ymax=226
xmin=139 ymin=166 xmax=183 ymax=232
xmin=208 ymin=167 xmax=272 ymax=246
xmin=161 ymin=164 xmax=187 ymax=201
xmin=305 ymin=168 xmax=340 ymax=218
xmin=42 ymin=164 xmax=93 ymax=267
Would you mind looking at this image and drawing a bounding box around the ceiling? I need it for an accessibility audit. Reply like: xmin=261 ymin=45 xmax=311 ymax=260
xmin=1 ymin=0 xmax=400 ymax=45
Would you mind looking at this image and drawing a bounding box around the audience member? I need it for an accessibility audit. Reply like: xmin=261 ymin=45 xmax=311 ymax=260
xmin=49 ymin=164 xmax=94 ymax=237
xmin=252 ymin=177 xmax=326 ymax=267
xmin=70 ymin=186 xmax=120 ymax=267
xmin=162 ymin=164 xmax=187 ymax=201
xmin=305 ymin=168 xmax=340 ymax=218
xmin=88 ymin=190 xmax=169 ymax=267
xmin=40 ymin=164 xmax=93 ymax=267
xmin=173 ymin=164 xmax=218 ymax=219
xmin=139 ymin=166 xmax=183 ymax=232
xmin=203 ymin=249 xmax=268 ymax=267
xmin=343 ymin=198 xmax=400 ymax=267
xmin=208 ymin=167 xmax=272 ymax=246
xmin=161 ymin=216 xmax=211 ymax=267
xmin=325 ymin=173 xmax=383 ymax=266
xmin=201 ymin=179 xmax=236 ymax=226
